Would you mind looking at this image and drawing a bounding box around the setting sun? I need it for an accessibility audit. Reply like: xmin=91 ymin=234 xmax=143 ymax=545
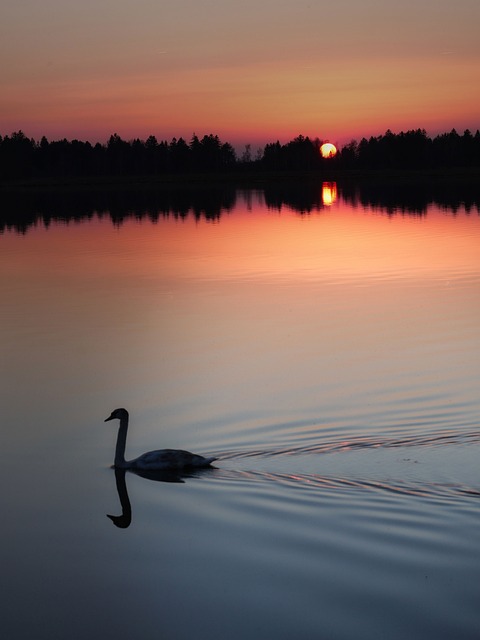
xmin=320 ymin=143 xmax=337 ymax=158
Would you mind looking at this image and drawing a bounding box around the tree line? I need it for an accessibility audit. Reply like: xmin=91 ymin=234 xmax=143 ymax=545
xmin=1 ymin=128 xmax=479 ymax=180
xmin=261 ymin=129 xmax=480 ymax=170
xmin=336 ymin=128 xmax=480 ymax=170
xmin=0 ymin=132 xmax=236 ymax=180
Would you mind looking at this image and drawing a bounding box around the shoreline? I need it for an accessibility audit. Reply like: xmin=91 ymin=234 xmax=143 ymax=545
xmin=2 ymin=167 xmax=480 ymax=192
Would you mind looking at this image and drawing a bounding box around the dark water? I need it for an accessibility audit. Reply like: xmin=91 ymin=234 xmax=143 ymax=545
xmin=1 ymin=182 xmax=479 ymax=639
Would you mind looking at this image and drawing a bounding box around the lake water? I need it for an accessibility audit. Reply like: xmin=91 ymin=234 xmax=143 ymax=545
xmin=1 ymin=181 xmax=480 ymax=639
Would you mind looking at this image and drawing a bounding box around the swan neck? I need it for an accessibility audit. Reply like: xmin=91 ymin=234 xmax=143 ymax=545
xmin=114 ymin=415 xmax=129 ymax=467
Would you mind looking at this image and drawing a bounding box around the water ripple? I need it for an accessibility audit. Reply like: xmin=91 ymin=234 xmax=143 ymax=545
xmin=211 ymin=466 xmax=480 ymax=501
xmin=212 ymin=427 xmax=480 ymax=460
xmin=208 ymin=427 xmax=480 ymax=501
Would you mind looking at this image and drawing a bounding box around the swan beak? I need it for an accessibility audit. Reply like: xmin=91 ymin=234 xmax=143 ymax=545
xmin=105 ymin=414 xmax=114 ymax=422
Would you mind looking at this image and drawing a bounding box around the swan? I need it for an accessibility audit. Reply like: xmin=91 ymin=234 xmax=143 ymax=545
xmin=105 ymin=408 xmax=217 ymax=470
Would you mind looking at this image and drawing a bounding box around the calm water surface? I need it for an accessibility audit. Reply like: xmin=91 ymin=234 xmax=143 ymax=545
xmin=1 ymin=183 xmax=479 ymax=639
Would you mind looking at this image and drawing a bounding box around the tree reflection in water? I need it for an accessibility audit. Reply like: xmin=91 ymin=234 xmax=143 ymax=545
xmin=2 ymin=179 xmax=479 ymax=234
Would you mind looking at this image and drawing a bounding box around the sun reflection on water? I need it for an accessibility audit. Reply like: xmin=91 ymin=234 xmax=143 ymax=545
xmin=322 ymin=182 xmax=337 ymax=206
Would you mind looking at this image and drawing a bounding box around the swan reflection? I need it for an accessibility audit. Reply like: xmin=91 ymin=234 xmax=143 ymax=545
xmin=107 ymin=466 xmax=216 ymax=528
xmin=107 ymin=469 xmax=132 ymax=528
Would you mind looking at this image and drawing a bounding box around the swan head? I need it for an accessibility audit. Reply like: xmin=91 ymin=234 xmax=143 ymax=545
xmin=105 ymin=408 xmax=129 ymax=422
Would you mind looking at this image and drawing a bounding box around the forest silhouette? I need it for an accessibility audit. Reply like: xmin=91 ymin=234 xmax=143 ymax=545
xmin=1 ymin=128 xmax=480 ymax=181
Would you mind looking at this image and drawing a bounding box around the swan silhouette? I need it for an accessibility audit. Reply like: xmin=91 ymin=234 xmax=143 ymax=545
xmin=105 ymin=408 xmax=217 ymax=471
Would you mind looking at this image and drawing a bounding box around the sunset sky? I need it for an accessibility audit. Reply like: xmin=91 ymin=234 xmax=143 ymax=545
xmin=1 ymin=0 xmax=479 ymax=149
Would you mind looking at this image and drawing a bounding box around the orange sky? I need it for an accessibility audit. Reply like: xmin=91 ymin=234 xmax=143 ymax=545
xmin=1 ymin=0 xmax=479 ymax=148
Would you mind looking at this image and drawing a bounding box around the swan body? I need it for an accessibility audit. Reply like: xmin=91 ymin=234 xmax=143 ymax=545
xmin=105 ymin=408 xmax=217 ymax=471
